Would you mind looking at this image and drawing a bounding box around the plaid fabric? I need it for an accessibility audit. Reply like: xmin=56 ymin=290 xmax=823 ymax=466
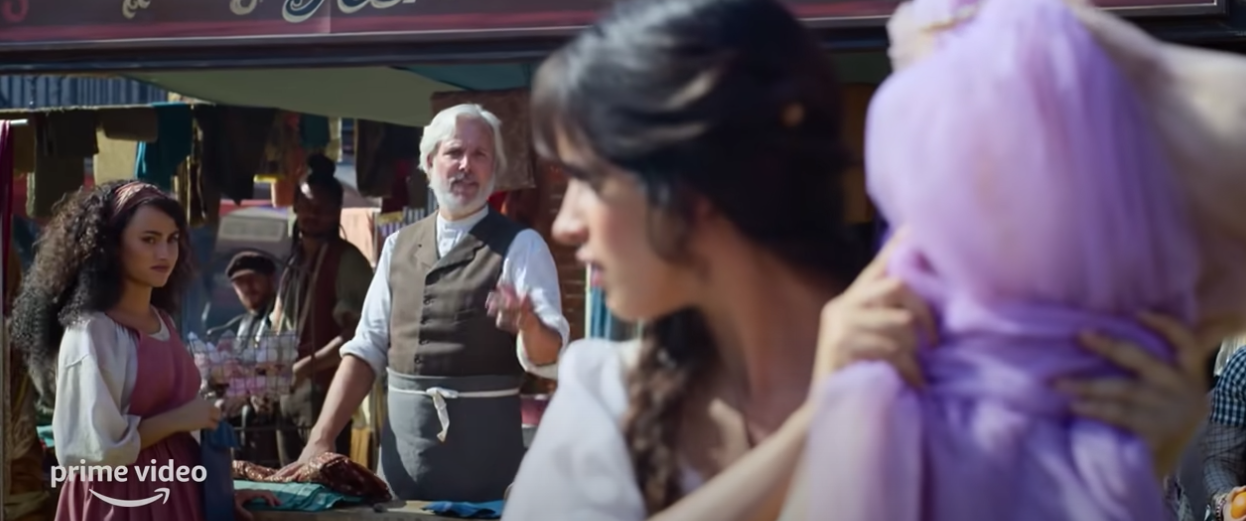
xmin=1211 ymin=348 xmax=1246 ymax=426
xmin=1204 ymin=348 xmax=1246 ymax=514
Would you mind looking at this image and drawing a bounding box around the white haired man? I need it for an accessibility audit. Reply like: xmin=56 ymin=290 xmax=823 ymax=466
xmin=284 ymin=104 xmax=569 ymax=502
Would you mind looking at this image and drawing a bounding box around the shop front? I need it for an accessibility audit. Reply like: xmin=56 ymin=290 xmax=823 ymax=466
xmin=0 ymin=0 xmax=1239 ymax=520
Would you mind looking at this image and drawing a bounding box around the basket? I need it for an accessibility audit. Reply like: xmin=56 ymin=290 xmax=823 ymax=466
xmin=186 ymin=330 xmax=300 ymax=400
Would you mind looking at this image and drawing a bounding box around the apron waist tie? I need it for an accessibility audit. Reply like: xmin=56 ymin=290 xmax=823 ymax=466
xmin=388 ymin=385 xmax=520 ymax=442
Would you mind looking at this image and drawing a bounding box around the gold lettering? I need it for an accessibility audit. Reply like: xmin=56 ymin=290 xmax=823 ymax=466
xmin=122 ymin=0 xmax=152 ymax=19
xmin=231 ymin=0 xmax=261 ymax=15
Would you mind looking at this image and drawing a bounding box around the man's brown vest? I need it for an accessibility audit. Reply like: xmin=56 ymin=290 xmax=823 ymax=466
xmin=387 ymin=211 xmax=527 ymax=376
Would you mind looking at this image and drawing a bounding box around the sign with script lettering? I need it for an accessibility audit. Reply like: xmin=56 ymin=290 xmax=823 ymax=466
xmin=0 ymin=0 xmax=1225 ymax=50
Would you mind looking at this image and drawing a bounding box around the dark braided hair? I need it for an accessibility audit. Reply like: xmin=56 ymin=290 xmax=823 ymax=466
xmin=12 ymin=180 xmax=194 ymax=377
xmin=531 ymin=0 xmax=863 ymax=513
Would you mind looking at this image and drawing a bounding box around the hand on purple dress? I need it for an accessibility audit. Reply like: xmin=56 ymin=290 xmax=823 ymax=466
xmin=1055 ymin=312 xmax=1212 ymax=477
xmin=815 ymin=228 xmax=936 ymax=388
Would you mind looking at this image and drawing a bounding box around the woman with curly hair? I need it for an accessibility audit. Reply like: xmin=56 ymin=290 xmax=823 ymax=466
xmin=12 ymin=181 xmax=274 ymax=521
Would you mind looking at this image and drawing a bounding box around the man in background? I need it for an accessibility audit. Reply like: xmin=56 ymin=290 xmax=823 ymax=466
xmin=270 ymin=154 xmax=373 ymax=465
xmin=206 ymin=251 xmax=278 ymax=343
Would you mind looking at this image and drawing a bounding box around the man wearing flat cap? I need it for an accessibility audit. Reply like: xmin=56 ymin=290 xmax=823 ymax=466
xmin=207 ymin=251 xmax=279 ymax=344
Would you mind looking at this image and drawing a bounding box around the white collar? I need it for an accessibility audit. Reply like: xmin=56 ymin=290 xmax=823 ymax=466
xmin=436 ymin=205 xmax=490 ymax=233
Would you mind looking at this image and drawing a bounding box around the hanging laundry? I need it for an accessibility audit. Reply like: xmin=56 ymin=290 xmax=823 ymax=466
xmin=93 ymin=130 xmax=138 ymax=183
xmin=298 ymin=114 xmax=331 ymax=150
xmin=193 ymin=104 xmax=276 ymax=203
xmin=29 ymin=114 xmax=87 ymax=218
xmin=27 ymin=154 xmax=84 ymax=218
xmin=186 ymin=125 xmax=218 ymax=226
xmin=354 ymin=120 xmax=420 ymax=198
xmin=97 ymin=107 xmax=158 ymax=142
xmin=41 ymin=109 xmax=98 ymax=157
xmin=10 ymin=124 xmax=34 ymax=174
xmin=136 ymin=102 xmax=193 ymax=191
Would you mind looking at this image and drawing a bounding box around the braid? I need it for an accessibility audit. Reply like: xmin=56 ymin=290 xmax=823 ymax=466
xmin=622 ymin=309 xmax=716 ymax=514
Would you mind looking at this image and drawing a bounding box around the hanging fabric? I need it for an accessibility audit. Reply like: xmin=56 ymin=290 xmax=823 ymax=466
xmin=93 ymin=130 xmax=138 ymax=183
xmin=97 ymin=107 xmax=158 ymax=142
xmin=193 ymin=104 xmax=277 ymax=204
xmin=135 ymin=102 xmax=193 ymax=191
xmin=29 ymin=114 xmax=86 ymax=219
xmin=10 ymin=124 xmax=34 ymax=175
xmin=353 ymin=121 xmax=420 ymax=198
xmin=298 ymin=114 xmax=331 ymax=151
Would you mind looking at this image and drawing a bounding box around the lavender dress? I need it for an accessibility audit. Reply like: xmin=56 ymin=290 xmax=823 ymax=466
xmin=805 ymin=0 xmax=1198 ymax=520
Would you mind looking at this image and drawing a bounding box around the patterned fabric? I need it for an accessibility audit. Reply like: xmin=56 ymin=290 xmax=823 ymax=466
xmin=1204 ymin=348 xmax=1246 ymax=515
xmin=231 ymin=452 xmax=391 ymax=502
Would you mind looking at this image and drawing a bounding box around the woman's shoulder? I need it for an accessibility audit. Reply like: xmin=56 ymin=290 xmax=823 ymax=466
xmin=557 ymin=338 xmax=642 ymax=419
xmin=64 ymin=312 xmax=122 ymax=335
xmin=59 ymin=313 xmax=132 ymax=360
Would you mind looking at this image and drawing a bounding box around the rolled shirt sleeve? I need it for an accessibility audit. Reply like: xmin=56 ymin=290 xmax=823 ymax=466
xmin=504 ymin=229 xmax=571 ymax=380
xmin=52 ymin=316 xmax=143 ymax=468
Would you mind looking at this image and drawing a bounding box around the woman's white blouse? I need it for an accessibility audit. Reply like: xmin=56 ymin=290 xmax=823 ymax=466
xmin=52 ymin=313 xmax=169 ymax=468
xmin=503 ymin=338 xmax=702 ymax=521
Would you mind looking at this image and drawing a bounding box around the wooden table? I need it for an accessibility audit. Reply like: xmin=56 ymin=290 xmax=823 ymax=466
xmin=252 ymin=501 xmax=463 ymax=521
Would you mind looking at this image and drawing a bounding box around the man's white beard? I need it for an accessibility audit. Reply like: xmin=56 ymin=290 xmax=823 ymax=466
xmin=430 ymin=171 xmax=495 ymax=216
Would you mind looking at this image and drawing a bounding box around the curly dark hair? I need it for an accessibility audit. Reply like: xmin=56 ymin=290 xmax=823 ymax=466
xmin=12 ymin=180 xmax=194 ymax=376
xmin=532 ymin=0 xmax=863 ymax=513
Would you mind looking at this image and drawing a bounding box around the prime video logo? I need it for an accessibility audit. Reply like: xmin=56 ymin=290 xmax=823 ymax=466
xmin=51 ymin=459 xmax=208 ymax=508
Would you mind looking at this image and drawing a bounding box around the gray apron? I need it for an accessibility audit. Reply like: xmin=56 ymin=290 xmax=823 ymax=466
xmin=379 ymin=370 xmax=526 ymax=502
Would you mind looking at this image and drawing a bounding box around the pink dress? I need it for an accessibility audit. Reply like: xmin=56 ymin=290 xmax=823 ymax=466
xmin=56 ymin=313 xmax=206 ymax=521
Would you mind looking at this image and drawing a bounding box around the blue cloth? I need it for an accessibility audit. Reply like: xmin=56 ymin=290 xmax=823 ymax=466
xmin=135 ymin=102 xmax=193 ymax=190
xmin=36 ymin=425 xmax=52 ymax=448
xmin=201 ymin=423 xmax=239 ymax=521
xmin=234 ymin=481 xmax=363 ymax=512
xmin=424 ymin=501 xmax=505 ymax=519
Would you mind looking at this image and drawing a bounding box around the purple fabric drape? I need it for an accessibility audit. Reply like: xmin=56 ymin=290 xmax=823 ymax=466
xmin=805 ymin=0 xmax=1194 ymax=519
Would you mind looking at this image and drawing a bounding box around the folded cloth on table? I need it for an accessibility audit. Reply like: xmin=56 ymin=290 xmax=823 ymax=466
xmin=231 ymin=452 xmax=391 ymax=502
xmin=234 ymin=481 xmax=362 ymax=512
xmin=425 ymin=501 xmax=505 ymax=519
